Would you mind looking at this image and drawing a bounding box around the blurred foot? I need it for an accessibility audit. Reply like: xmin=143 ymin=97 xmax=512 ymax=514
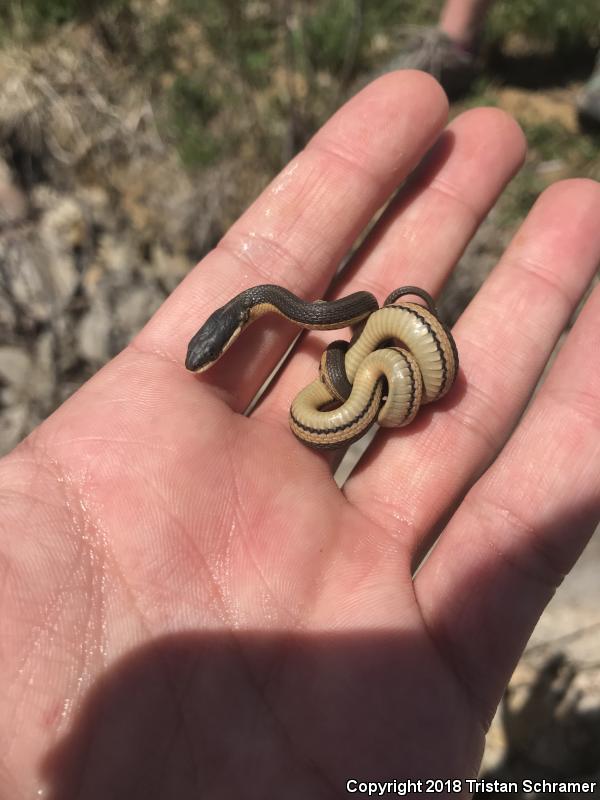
xmin=372 ymin=26 xmax=479 ymax=99
xmin=578 ymin=55 xmax=600 ymax=130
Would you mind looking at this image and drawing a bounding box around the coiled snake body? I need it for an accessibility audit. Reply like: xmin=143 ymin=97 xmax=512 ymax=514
xmin=186 ymin=285 xmax=458 ymax=449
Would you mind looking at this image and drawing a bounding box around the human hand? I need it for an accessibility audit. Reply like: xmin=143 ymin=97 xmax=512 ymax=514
xmin=1 ymin=72 xmax=599 ymax=799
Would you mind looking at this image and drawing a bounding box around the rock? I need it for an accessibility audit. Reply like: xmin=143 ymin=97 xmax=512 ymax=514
xmin=40 ymin=196 xmax=88 ymax=251
xmin=114 ymin=284 xmax=163 ymax=345
xmin=0 ymin=346 xmax=32 ymax=453
xmin=0 ymin=346 xmax=32 ymax=391
xmin=0 ymin=404 xmax=28 ymax=454
xmin=78 ymin=297 xmax=112 ymax=363
xmin=94 ymin=232 xmax=138 ymax=286
xmin=0 ymin=291 xmax=16 ymax=332
xmin=0 ymin=158 xmax=28 ymax=227
xmin=150 ymin=244 xmax=191 ymax=292
xmin=0 ymin=229 xmax=79 ymax=322
xmin=32 ymin=332 xmax=56 ymax=405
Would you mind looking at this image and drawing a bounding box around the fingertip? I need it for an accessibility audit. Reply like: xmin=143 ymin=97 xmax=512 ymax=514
xmin=503 ymin=177 xmax=600 ymax=294
xmin=385 ymin=68 xmax=450 ymax=108
xmin=315 ymin=69 xmax=450 ymax=186
xmin=525 ymin=177 xmax=600 ymax=247
xmin=535 ymin=176 xmax=600 ymax=210
xmin=452 ymin=106 xmax=527 ymax=164
xmin=354 ymin=68 xmax=449 ymax=127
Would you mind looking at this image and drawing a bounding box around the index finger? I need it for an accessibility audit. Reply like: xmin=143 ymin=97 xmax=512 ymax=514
xmin=132 ymin=72 xmax=448 ymax=410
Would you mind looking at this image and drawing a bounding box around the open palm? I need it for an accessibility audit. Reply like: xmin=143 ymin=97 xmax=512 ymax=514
xmin=2 ymin=72 xmax=600 ymax=799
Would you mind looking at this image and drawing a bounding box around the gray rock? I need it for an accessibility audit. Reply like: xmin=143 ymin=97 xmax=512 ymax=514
xmin=0 ymin=230 xmax=79 ymax=322
xmin=78 ymin=297 xmax=112 ymax=363
xmin=0 ymin=403 xmax=28 ymax=454
xmin=150 ymin=244 xmax=190 ymax=292
xmin=0 ymin=345 xmax=31 ymax=390
xmin=0 ymin=291 xmax=16 ymax=332
xmin=114 ymin=283 xmax=163 ymax=344
xmin=32 ymin=332 xmax=56 ymax=404
xmin=0 ymin=159 xmax=28 ymax=227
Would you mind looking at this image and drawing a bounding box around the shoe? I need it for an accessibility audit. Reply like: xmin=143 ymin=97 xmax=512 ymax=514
xmin=371 ymin=26 xmax=479 ymax=99
xmin=577 ymin=53 xmax=600 ymax=130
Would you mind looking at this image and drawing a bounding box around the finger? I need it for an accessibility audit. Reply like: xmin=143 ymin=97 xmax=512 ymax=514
xmin=132 ymin=71 xmax=448 ymax=410
xmin=414 ymin=281 xmax=600 ymax=721
xmin=344 ymin=179 xmax=600 ymax=554
xmin=336 ymin=107 xmax=526 ymax=297
xmin=254 ymin=107 xmax=525 ymax=437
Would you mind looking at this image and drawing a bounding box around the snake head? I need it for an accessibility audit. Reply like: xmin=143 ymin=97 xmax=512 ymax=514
xmin=185 ymin=301 xmax=250 ymax=373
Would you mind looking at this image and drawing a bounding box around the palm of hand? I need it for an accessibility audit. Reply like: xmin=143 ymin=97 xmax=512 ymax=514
xmin=15 ymin=361 xmax=477 ymax=797
xmin=2 ymin=73 xmax=600 ymax=798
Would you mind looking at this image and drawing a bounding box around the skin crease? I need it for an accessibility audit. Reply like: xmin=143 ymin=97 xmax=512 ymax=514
xmin=1 ymin=72 xmax=600 ymax=798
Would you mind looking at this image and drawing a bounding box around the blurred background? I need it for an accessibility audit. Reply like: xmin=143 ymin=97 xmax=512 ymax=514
xmin=0 ymin=0 xmax=599 ymax=793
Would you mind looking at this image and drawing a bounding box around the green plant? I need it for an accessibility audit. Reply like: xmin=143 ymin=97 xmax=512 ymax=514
xmin=487 ymin=0 xmax=600 ymax=49
xmin=3 ymin=0 xmax=127 ymax=35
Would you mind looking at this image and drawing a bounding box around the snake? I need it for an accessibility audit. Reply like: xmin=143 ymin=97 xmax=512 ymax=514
xmin=185 ymin=284 xmax=458 ymax=449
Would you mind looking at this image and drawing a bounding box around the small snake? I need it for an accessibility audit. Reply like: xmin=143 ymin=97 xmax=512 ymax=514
xmin=186 ymin=284 xmax=458 ymax=449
